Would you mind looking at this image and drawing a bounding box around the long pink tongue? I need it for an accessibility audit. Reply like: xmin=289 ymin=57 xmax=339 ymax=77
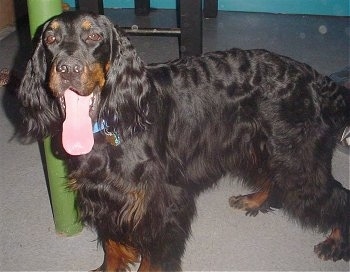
xmin=62 ymin=89 xmax=94 ymax=155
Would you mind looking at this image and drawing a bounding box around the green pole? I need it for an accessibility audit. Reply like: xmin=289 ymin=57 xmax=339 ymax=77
xmin=27 ymin=0 xmax=83 ymax=236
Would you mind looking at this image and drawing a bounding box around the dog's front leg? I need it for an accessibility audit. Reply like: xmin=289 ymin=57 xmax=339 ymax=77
xmin=138 ymin=255 xmax=161 ymax=272
xmin=94 ymin=239 xmax=139 ymax=272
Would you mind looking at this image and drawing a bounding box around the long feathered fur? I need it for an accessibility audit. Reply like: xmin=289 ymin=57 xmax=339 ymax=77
xmin=99 ymin=20 xmax=151 ymax=139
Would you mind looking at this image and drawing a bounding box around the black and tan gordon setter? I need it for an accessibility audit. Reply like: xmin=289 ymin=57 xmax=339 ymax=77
xmin=17 ymin=11 xmax=349 ymax=270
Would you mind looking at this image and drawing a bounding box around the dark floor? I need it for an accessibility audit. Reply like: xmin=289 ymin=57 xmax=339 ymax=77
xmin=0 ymin=8 xmax=349 ymax=271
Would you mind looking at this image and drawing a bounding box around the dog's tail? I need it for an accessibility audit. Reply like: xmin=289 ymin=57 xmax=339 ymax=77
xmin=318 ymin=76 xmax=350 ymax=132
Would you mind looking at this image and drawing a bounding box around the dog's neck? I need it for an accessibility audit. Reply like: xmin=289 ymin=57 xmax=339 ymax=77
xmin=93 ymin=121 xmax=121 ymax=146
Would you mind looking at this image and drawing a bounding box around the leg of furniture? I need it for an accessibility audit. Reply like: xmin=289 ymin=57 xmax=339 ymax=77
xmin=204 ymin=0 xmax=218 ymax=18
xmin=27 ymin=0 xmax=83 ymax=236
xmin=179 ymin=0 xmax=203 ymax=57
xmin=135 ymin=0 xmax=150 ymax=16
xmin=76 ymin=0 xmax=203 ymax=57
xmin=77 ymin=0 xmax=104 ymax=14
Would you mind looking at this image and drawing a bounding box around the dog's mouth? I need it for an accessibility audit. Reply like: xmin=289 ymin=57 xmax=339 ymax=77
xmin=59 ymin=88 xmax=99 ymax=156
xmin=58 ymin=88 xmax=99 ymax=118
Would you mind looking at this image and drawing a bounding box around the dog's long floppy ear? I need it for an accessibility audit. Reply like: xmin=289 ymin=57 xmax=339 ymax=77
xmin=17 ymin=29 xmax=61 ymax=140
xmin=99 ymin=18 xmax=151 ymax=139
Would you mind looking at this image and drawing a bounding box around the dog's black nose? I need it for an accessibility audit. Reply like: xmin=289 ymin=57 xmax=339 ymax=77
xmin=56 ymin=59 xmax=84 ymax=79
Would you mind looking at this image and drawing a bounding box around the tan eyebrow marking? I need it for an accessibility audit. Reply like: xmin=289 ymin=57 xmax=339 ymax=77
xmin=50 ymin=20 xmax=60 ymax=30
xmin=82 ymin=19 xmax=92 ymax=30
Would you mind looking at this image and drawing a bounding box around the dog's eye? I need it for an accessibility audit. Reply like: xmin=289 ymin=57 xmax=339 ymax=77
xmin=87 ymin=33 xmax=102 ymax=42
xmin=45 ymin=35 xmax=56 ymax=45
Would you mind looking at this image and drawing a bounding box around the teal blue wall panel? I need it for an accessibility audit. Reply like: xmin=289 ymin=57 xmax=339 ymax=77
xmin=218 ymin=0 xmax=349 ymax=16
xmin=66 ymin=0 xmax=349 ymax=16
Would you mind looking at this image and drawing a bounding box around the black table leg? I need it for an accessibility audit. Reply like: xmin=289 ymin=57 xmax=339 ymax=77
xmin=179 ymin=0 xmax=202 ymax=57
xmin=135 ymin=0 xmax=150 ymax=16
xmin=204 ymin=0 xmax=218 ymax=18
xmin=77 ymin=0 xmax=104 ymax=14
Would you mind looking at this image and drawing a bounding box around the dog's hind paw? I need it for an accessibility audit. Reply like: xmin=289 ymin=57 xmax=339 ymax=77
xmin=314 ymin=241 xmax=349 ymax=261
xmin=314 ymin=228 xmax=350 ymax=262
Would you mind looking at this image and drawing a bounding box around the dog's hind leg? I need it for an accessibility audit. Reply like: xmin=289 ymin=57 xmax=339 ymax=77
xmin=314 ymin=226 xmax=350 ymax=261
xmin=310 ymin=182 xmax=349 ymax=261
xmin=274 ymin=161 xmax=349 ymax=261
xmin=292 ymin=181 xmax=349 ymax=261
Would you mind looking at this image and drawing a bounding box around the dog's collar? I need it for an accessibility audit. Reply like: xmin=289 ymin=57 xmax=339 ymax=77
xmin=93 ymin=120 xmax=108 ymax=133
xmin=93 ymin=120 xmax=121 ymax=146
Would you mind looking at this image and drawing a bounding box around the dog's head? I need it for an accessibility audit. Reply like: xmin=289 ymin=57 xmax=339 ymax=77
xmin=18 ymin=11 xmax=150 ymax=155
